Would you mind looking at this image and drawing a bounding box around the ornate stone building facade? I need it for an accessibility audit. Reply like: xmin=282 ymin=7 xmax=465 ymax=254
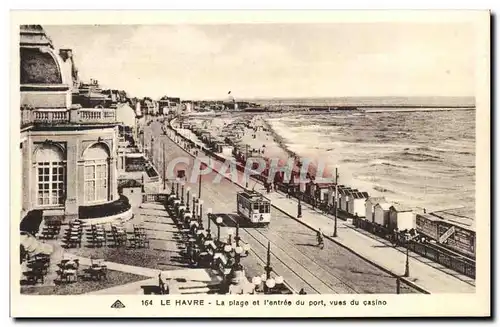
xmin=20 ymin=25 xmax=120 ymax=220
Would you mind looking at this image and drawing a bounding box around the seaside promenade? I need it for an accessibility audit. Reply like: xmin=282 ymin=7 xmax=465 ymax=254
xmin=164 ymin=117 xmax=475 ymax=294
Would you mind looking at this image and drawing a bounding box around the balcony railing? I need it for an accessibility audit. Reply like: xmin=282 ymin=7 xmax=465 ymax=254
xmin=21 ymin=105 xmax=117 ymax=128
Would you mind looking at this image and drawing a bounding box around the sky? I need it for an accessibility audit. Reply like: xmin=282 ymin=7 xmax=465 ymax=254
xmin=43 ymin=23 xmax=476 ymax=100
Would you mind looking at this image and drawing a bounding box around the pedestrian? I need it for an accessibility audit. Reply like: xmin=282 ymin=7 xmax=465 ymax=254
xmin=299 ymin=288 xmax=307 ymax=295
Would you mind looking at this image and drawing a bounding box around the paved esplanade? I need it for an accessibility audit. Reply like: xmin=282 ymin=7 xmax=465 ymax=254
xmin=142 ymin=120 xmax=430 ymax=294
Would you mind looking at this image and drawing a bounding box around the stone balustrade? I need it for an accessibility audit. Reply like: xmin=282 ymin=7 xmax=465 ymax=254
xmin=21 ymin=105 xmax=117 ymax=128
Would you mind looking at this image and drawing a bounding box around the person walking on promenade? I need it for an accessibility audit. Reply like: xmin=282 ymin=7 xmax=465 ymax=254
xmin=299 ymin=288 xmax=307 ymax=295
xmin=265 ymin=181 xmax=271 ymax=194
xmin=297 ymin=199 xmax=302 ymax=218
xmin=316 ymin=229 xmax=324 ymax=249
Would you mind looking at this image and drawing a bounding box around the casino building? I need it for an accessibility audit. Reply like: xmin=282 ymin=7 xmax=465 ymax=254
xmin=19 ymin=25 xmax=130 ymax=222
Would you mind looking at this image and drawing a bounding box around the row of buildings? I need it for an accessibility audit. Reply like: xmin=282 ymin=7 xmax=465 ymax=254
xmin=18 ymin=25 xmax=160 ymax=225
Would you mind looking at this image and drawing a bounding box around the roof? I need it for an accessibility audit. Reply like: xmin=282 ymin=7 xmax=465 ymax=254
xmin=366 ymin=196 xmax=386 ymax=204
xmin=352 ymin=192 xmax=369 ymax=199
xmin=338 ymin=187 xmax=353 ymax=195
xmin=416 ymin=213 xmax=443 ymax=222
xmin=430 ymin=207 xmax=475 ymax=230
xmin=390 ymin=204 xmax=412 ymax=212
xmin=374 ymin=202 xmax=391 ymax=210
xmin=237 ymin=190 xmax=270 ymax=202
xmin=20 ymin=25 xmax=54 ymax=48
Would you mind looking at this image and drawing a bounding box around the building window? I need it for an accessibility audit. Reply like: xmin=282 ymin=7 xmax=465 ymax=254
xmin=83 ymin=143 xmax=110 ymax=204
xmin=84 ymin=160 xmax=108 ymax=203
xmin=35 ymin=144 xmax=66 ymax=206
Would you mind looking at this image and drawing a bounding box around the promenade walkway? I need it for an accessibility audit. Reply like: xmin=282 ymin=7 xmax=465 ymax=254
xmin=169 ymin=122 xmax=475 ymax=294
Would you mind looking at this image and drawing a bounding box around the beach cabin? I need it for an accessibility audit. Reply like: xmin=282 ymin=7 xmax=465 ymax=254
xmin=339 ymin=187 xmax=357 ymax=212
xmin=315 ymin=183 xmax=335 ymax=203
xmin=348 ymin=191 xmax=369 ymax=217
xmin=307 ymin=181 xmax=317 ymax=200
xmin=365 ymin=197 xmax=386 ymax=223
xmin=326 ymin=186 xmax=335 ymax=206
xmin=389 ymin=204 xmax=415 ymax=231
xmin=373 ymin=202 xmax=391 ymax=227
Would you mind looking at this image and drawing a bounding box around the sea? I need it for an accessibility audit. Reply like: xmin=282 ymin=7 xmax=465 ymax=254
xmin=265 ymin=108 xmax=476 ymax=217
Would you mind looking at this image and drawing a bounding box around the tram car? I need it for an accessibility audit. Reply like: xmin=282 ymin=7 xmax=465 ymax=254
xmin=236 ymin=190 xmax=271 ymax=226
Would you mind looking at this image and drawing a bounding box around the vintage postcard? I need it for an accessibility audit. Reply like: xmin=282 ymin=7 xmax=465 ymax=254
xmin=10 ymin=10 xmax=490 ymax=318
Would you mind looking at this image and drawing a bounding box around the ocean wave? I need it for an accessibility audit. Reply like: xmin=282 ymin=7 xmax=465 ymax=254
xmin=373 ymin=186 xmax=396 ymax=193
xmin=421 ymin=146 xmax=474 ymax=155
xmin=369 ymin=159 xmax=409 ymax=169
xmin=400 ymin=151 xmax=443 ymax=162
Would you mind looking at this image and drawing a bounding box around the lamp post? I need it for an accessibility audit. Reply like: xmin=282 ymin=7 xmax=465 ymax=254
xmin=206 ymin=208 xmax=212 ymax=239
xmin=186 ymin=187 xmax=191 ymax=211
xmin=180 ymin=180 xmax=185 ymax=205
xmin=227 ymin=228 xmax=233 ymax=245
xmin=150 ymin=136 xmax=154 ymax=161
xmin=263 ymin=241 xmax=273 ymax=294
xmin=404 ymin=242 xmax=410 ymax=277
xmin=169 ymin=179 xmax=175 ymax=196
xmin=198 ymin=199 xmax=204 ymax=229
xmin=233 ymin=224 xmax=243 ymax=271
xmin=162 ymin=142 xmax=166 ymax=191
xmin=333 ymin=167 xmax=339 ymax=238
xmin=175 ymin=178 xmax=180 ymax=197
xmin=216 ymin=216 xmax=223 ymax=244
xmin=297 ymin=198 xmax=302 ymax=218
xmin=192 ymin=195 xmax=197 ymax=220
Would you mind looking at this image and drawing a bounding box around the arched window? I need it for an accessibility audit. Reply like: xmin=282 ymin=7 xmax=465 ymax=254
xmin=83 ymin=143 xmax=109 ymax=203
xmin=35 ymin=144 xmax=66 ymax=206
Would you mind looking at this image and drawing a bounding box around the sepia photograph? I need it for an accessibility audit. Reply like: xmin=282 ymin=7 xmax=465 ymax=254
xmin=10 ymin=10 xmax=490 ymax=318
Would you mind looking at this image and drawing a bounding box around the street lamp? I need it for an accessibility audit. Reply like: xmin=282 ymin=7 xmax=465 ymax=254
xmin=404 ymin=242 xmax=410 ymax=277
xmin=233 ymin=224 xmax=244 ymax=271
xmin=192 ymin=194 xmax=197 ymax=220
xmin=216 ymin=216 xmax=223 ymax=244
xmin=169 ymin=179 xmax=175 ymax=196
xmin=333 ymin=167 xmax=339 ymax=238
xmin=297 ymin=198 xmax=302 ymax=218
xmin=206 ymin=208 xmax=212 ymax=238
xmin=180 ymin=180 xmax=185 ymax=205
xmin=175 ymin=178 xmax=180 ymax=197
xmin=263 ymin=241 xmax=273 ymax=294
xmin=198 ymin=199 xmax=204 ymax=229
xmin=186 ymin=187 xmax=191 ymax=211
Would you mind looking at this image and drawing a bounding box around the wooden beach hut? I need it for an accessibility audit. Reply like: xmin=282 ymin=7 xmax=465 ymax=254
xmin=365 ymin=196 xmax=386 ymax=223
xmin=339 ymin=187 xmax=355 ymax=212
xmin=389 ymin=204 xmax=415 ymax=231
xmin=348 ymin=191 xmax=369 ymax=217
xmin=373 ymin=202 xmax=391 ymax=227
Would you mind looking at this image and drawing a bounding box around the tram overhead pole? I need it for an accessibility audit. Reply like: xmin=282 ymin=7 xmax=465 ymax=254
xmin=162 ymin=142 xmax=166 ymax=191
xmin=333 ymin=167 xmax=339 ymax=238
